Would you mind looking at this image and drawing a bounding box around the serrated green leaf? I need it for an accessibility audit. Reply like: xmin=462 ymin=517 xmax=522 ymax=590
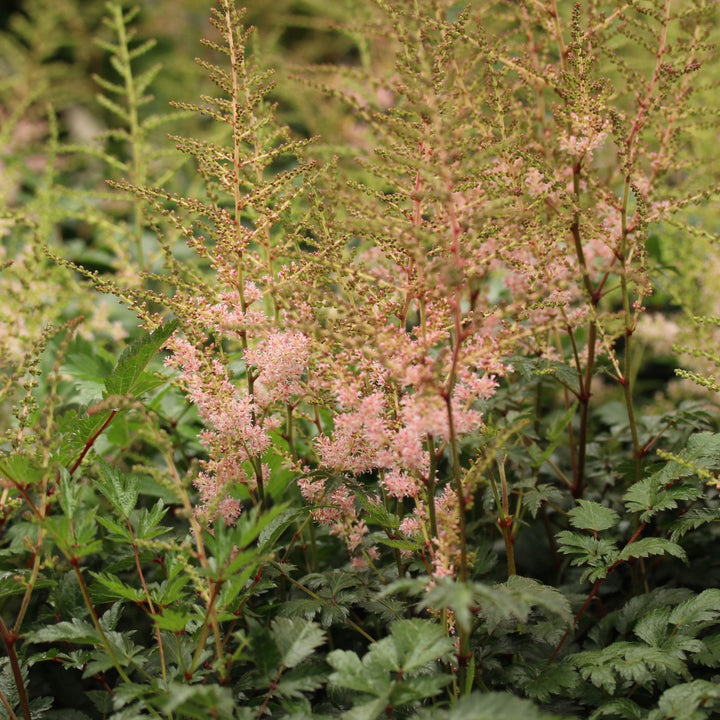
xmin=669 ymin=507 xmax=720 ymax=542
xmin=0 ymin=451 xmax=46 ymax=485
xmin=341 ymin=695 xmax=391 ymax=720
xmin=591 ymin=698 xmax=645 ymax=720
xmin=568 ymin=500 xmax=619 ymax=532
xmin=135 ymin=500 xmax=170 ymax=540
xmin=669 ymin=589 xmax=720 ymax=626
xmin=258 ymin=507 xmax=307 ymax=550
xmin=55 ymin=409 xmax=116 ymax=469
xmin=44 ymin=710 xmax=93 ymax=720
xmin=633 ymin=608 xmax=672 ymax=647
xmin=383 ymin=619 xmax=454 ymax=673
xmin=444 ymin=691 xmax=572 ymax=719
xmin=154 ymin=682 xmax=236 ymax=717
xmin=624 ymin=476 xmax=702 ymax=522
xmin=572 ymin=642 xmax=689 ymax=694
xmin=58 ymin=466 xmax=81 ymax=519
xmin=29 ymin=618 xmax=100 ymax=645
xmin=505 ymin=576 xmax=573 ymax=625
xmin=151 ymin=573 xmax=191 ymax=605
xmin=151 ymin=608 xmax=190 ymax=633
xmin=523 ymin=483 xmax=565 ymax=518
xmin=272 ymin=617 xmax=325 ymax=669
xmin=556 ymin=531 xmax=619 ymax=581
xmin=618 ymin=538 xmax=687 ymax=563
xmin=654 ymin=679 xmax=720 ymax=718
xmin=327 ymin=648 xmax=388 ymax=696
xmin=376 ymin=536 xmax=423 ymax=551
xmin=96 ymin=514 xmax=133 ymax=541
xmin=530 ymin=402 xmax=579 ymax=469
xmin=274 ymin=662 xmax=327 ymax=699
xmin=104 ymin=319 xmax=177 ymax=397
xmin=390 ymin=673 xmax=453 ymax=705
xmin=94 ymin=460 xmax=139 ymax=517
xmin=420 ymin=579 xmax=476 ymax=634
xmin=61 ymin=337 xmax=116 ymax=404
xmin=0 ymin=570 xmax=54 ymax=600
xmin=514 ymin=660 xmax=579 ymax=703
xmin=89 ymin=571 xmax=145 ymax=602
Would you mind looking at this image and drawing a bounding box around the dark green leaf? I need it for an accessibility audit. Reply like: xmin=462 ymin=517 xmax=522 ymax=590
xmin=104 ymin=319 xmax=177 ymax=397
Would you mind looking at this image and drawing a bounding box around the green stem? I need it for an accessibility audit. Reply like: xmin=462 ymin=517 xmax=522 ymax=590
xmin=444 ymin=396 xmax=467 ymax=583
xmin=189 ymin=579 xmax=224 ymax=677
xmin=569 ymin=163 xmax=598 ymax=500
xmin=490 ymin=462 xmax=516 ymax=578
xmin=619 ymin=178 xmax=643 ymax=488
xmin=69 ymin=561 xmax=134 ymax=685
xmin=111 ymin=2 xmax=146 ymax=269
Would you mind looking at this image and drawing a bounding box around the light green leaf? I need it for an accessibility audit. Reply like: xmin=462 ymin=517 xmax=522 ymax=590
xmin=327 ymin=649 xmax=388 ymax=696
xmin=669 ymin=589 xmax=720 ymax=626
xmin=341 ymin=695 xmax=391 ymax=720
xmin=151 ymin=608 xmax=189 ymax=633
xmin=442 ymin=691 xmax=573 ymax=719
xmin=29 ymin=619 xmax=100 ymax=646
xmin=89 ymin=571 xmax=145 ymax=602
xmin=94 ymin=460 xmax=139 ymax=518
xmin=624 ymin=476 xmax=702 ymax=522
xmin=382 ymin=619 xmax=454 ymax=673
xmin=568 ymin=500 xmax=619 ymax=532
xmin=618 ymin=538 xmax=687 ymax=563
xmin=272 ymin=617 xmax=325 ymax=669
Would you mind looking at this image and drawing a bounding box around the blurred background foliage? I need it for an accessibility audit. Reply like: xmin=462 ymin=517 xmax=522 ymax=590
xmin=1 ymin=0 xmax=719 ymax=404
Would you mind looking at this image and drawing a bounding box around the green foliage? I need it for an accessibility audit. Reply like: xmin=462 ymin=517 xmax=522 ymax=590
xmin=327 ymin=619 xmax=454 ymax=718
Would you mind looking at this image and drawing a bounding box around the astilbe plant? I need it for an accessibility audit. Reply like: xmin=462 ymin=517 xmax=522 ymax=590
xmin=143 ymin=0 xmax=323 ymax=522
xmin=286 ymin=0 xmax=719 ymax=597
xmin=2 ymin=0 xmax=720 ymax=719
xmin=144 ymin=0 xmax=720 ymax=712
